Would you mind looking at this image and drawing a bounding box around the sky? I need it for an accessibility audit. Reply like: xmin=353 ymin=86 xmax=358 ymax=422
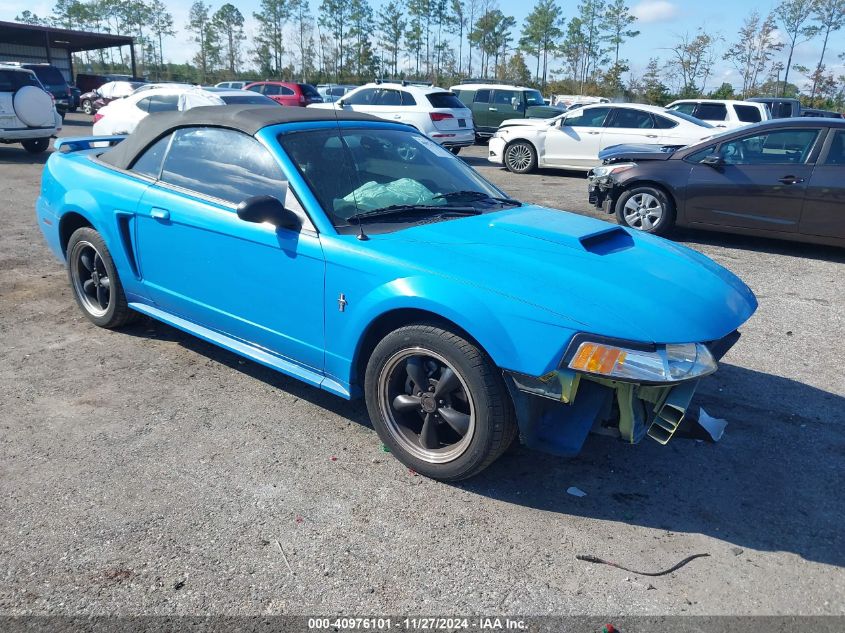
xmin=2 ymin=0 xmax=843 ymax=93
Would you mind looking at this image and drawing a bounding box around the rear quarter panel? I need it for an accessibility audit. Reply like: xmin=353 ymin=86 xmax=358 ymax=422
xmin=37 ymin=151 xmax=152 ymax=300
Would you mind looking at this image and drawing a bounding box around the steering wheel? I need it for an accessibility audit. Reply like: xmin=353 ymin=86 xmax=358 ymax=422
xmin=396 ymin=141 xmax=419 ymax=162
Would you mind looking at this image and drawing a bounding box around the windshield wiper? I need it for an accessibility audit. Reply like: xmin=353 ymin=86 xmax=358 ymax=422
xmin=432 ymin=190 xmax=521 ymax=206
xmin=352 ymin=204 xmax=480 ymax=223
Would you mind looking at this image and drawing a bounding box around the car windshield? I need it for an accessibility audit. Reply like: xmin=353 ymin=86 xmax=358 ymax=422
xmin=277 ymin=127 xmax=517 ymax=232
xmin=665 ymin=109 xmax=714 ymax=128
xmin=524 ymin=90 xmax=545 ymax=106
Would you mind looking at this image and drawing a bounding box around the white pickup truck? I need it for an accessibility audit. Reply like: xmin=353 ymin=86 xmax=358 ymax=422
xmin=665 ymin=99 xmax=769 ymax=129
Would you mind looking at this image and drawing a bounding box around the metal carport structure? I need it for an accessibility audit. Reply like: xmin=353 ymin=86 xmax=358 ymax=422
xmin=0 ymin=20 xmax=136 ymax=83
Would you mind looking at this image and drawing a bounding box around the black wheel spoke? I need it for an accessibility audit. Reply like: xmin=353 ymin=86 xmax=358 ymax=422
xmin=433 ymin=367 xmax=459 ymax=398
xmin=419 ymin=413 xmax=439 ymax=450
xmin=99 ymin=275 xmax=110 ymax=290
xmin=439 ymin=407 xmax=471 ymax=436
xmin=96 ymin=285 xmax=109 ymax=309
xmin=393 ymin=394 xmax=421 ymax=411
xmin=83 ymin=279 xmax=96 ymax=296
xmin=406 ymin=357 xmax=428 ymax=393
xmin=80 ymin=251 xmax=94 ymax=273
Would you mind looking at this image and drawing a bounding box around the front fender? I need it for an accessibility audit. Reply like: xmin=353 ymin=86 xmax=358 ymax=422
xmin=324 ymin=273 xmax=576 ymax=395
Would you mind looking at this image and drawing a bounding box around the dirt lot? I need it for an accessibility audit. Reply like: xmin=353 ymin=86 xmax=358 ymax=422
xmin=1 ymin=114 xmax=843 ymax=617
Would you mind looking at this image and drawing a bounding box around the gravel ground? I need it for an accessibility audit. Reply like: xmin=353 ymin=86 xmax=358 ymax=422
xmin=0 ymin=115 xmax=843 ymax=617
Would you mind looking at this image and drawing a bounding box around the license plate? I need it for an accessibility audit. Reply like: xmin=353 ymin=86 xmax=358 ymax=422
xmin=458 ymin=119 xmax=466 ymax=128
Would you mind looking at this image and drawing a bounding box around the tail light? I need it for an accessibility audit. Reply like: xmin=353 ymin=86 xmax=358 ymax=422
xmin=299 ymin=94 xmax=305 ymax=104
xmin=66 ymin=86 xmax=72 ymax=97
xmin=430 ymin=112 xmax=454 ymax=122
xmin=93 ymin=113 xmax=103 ymax=123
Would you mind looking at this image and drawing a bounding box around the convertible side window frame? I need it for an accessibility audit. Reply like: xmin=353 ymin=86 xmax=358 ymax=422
xmin=147 ymin=126 xmax=317 ymax=233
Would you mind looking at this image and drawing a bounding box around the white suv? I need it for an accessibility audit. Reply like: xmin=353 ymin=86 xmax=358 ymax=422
xmin=0 ymin=64 xmax=62 ymax=153
xmin=666 ymin=99 xmax=769 ymax=129
xmin=308 ymin=82 xmax=474 ymax=154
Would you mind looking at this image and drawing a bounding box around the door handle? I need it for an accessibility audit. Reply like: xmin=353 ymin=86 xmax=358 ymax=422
xmin=587 ymin=131 xmax=600 ymax=135
xmin=488 ymin=107 xmax=497 ymax=111
xmin=778 ymin=176 xmax=804 ymax=185
xmin=150 ymin=207 xmax=170 ymax=220
xmin=646 ymin=134 xmax=658 ymax=138
xmin=393 ymin=114 xmax=401 ymax=119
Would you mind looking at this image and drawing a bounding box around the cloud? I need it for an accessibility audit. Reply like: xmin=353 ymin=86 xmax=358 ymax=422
xmin=632 ymin=1 xmax=680 ymax=24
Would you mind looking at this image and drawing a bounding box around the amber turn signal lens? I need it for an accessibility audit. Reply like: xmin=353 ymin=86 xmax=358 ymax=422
xmin=570 ymin=342 xmax=627 ymax=375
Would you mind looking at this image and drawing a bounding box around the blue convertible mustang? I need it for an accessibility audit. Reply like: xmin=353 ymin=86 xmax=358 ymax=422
xmin=37 ymin=106 xmax=757 ymax=480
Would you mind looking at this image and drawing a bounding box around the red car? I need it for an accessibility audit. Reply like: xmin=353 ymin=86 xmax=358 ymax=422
xmin=244 ymin=81 xmax=323 ymax=107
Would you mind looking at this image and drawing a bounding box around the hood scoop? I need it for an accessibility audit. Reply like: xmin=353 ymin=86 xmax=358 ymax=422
xmin=579 ymin=226 xmax=634 ymax=255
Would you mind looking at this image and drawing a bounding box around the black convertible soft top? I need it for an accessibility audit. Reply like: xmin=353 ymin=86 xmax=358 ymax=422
xmin=100 ymin=105 xmax=383 ymax=170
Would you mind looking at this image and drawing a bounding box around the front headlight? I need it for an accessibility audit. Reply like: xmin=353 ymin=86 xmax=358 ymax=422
xmin=591 ymin=163 xmax=636 ymax=177
xmin=567 ymin=340 xmax=716 ymax=383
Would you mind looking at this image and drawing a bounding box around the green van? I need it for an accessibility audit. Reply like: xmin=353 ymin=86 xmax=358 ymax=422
xmin=450 ymin=82 xmax=562 ymax=140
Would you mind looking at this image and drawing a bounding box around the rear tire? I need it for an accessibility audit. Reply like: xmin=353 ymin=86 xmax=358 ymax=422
xmin=364 ymin=324 xmax=516 ymax=481
xmin=615 ymin=185 xmax=675 ymax=236
xmin=82 ymin=99 xmax=93 ymax=115
xmin=22 ymin=138 xmax=49 ymax=154
xmin=503 ymin=140 xmax=537 ymax=174
xmin=448 ymin=146 xmax=461 ymax=155
xmin=66 ymin=227 xmax=137 ymax=328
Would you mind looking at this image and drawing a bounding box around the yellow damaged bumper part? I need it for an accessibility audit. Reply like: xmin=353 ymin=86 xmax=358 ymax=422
xmin=505 ymin=368 xmax=700 ymax=456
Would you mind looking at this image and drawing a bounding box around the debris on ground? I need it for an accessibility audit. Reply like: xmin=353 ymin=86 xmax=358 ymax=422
xmin=329 ymin=455 xmax=338 ymax=461
xmin=730 ymin=547 xmax=744 ymax=556
xmin=576 ymin=552 xmax=710 ymax=576
xmin=380 ymin=443 xmax=391 ymax=453
xmin=697 ymin=408 xmax=728 ymax=441
xmin=566 ymin=486 xmax=587 ymax=498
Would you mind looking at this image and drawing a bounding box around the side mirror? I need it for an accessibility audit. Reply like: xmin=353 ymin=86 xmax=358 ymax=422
xmin=701 ymin=154 xmax=724 ymax=167
xmin=336 ymin=98 xmax=345 ymax=107
xmin=237 ymin=195 xmax=301 ymax=230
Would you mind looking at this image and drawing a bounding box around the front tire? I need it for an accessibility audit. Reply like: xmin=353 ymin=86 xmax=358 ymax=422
xmin=615 ymin=185 xmax=675 ymax=236
xmin=66 ymin=227 xmax=136 ymax=328
xmin=503 ymin=140 xmax=537 ymax=174
xmin=22 ymin=138 xmax=49 ymax=154
xmin=364 ymin=324 xmax=516 ymax=481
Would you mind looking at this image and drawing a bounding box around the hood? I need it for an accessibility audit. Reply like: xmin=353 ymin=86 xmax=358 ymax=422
xmin=499 ymin=117 xmax=555 ymax=129
xmin=370 ymin=206 xmax=757 ymax=344
xmin=598 ymin=143 xmax=678 ymax=163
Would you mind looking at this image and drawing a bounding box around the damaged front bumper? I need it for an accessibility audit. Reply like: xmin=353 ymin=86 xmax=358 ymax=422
xmin=504 ymin=331 xmax=740 ymax=457
xmin=586 ymin=171 xmax=618 ymax=213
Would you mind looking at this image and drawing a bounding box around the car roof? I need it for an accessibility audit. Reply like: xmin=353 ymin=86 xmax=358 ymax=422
xmin=0 ymin=63 xmax=36 ymax=76
xmin=100 ymin=105 xmax=383 ymax=170
xmin=451 ymin=83 xmax=532 ymax=91
xmin=668 ymin=99 xmax=764 ymax=106
xmin=355 ymin=82 xmax=450 ymax=94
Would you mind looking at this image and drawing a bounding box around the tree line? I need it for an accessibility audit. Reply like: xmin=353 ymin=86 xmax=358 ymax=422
xmin=15 ymin=0 xmax=845 ymax=109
